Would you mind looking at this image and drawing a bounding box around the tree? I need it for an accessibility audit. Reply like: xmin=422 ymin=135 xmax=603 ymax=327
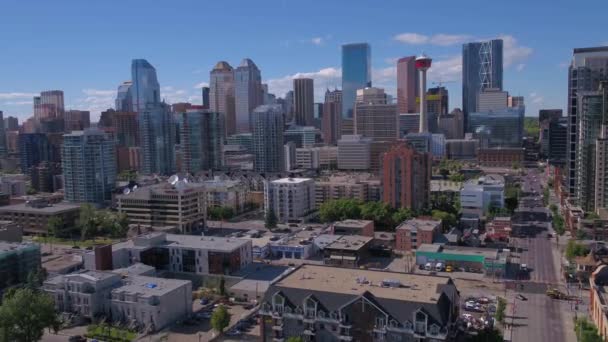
xmin=448 ymin=173 xmax=465 ymax=182
xmin=549 ymin=204 xmax=558 ymax=214
xmin=469 ymin=327 xmax=503 ymax=342
xmin=318 ymin=199 xmax=361 ymax=222
xmin=553 ymin=214 xmax=566 ymax=235
xmin=565 ymin=240 xmax=589 ymax=260
xmin=575 ymin=318 xmax=603 ymax=342
xmin=286 ymin=337 xmax=304 ymax=342
xmin=25 ymin=267 xmax=47 ymax=290
xmin=78 ymin=204 xmax=99 ymax=240
xmin=265 ymin=209 xmax=277 ymax=229
xmin=211 ymin=305 xmax=231 ymax=334
xmin=431 ymin=210 xmax=457 ymax=231
xmin=360 ymin=202 xmax=393 ymax=228
xmin=208 ymin=206 xmax=235 ymax=221
xmin=494 ymin=297 xmax=506 ymax=323
xmin=0 ymin=288 xmax=60 ymax=342
xmin=46 ymin=216 xmax=64 ymax=239
xmin=504 ymin=197 xmax=519 ymax=214
xmin=392 ymin=207 xmax=414 ymax=225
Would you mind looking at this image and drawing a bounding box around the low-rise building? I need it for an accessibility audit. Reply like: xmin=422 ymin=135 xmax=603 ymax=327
xmin=44 ymin=271 xmax=192 ymax=332
xmin=460 ymin=175 xmax=505 ymax=219
xmin=395 ymin=218 xmax=442 ymax=252
xmin=0 ymin=201 xmax=80 ymax=234
xmin=112 ymin=232 xmax=252 ymax=275
xmin=116 ymin=180 xmax=206 ymax=233
xmin=477 ymin=147 xmax=524 ymax=167
xmin=486 ymin=217 xmax=512 ymax=241
xmin=590 ymin=265 xmax=608 ymax=340
xmin=264 ymin=178 xmax=315 ymax=223
xmin=315 ymin=173 xmax=381 ymax=208
xmin=331 ymin=219 xmax=374 ymax=237
xmin=295 ymin=146 xmax=338 ymax=170
xmin=445 ymin=139 xmax=478 ymax=160
xmin=322 ymin=235 xmax=373 ymax=268
xmin=0 ymin=241 xmax=41 ymax=290
xmin=202 ymin=177 xmax=248 ymax=214
xmin=268 ymin=228 xmax=320 ymax=260
xmin=259 ymin=264 xmax=460 ymax=342
xmin=415 ymin=244 xmax=509 ymax=276
xmin=110 ymin=275 xmax=192 ymax=332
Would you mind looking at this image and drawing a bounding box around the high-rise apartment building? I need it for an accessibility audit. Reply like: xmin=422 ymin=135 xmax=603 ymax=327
xmin=180 ymin=110 xmax=225 ymax=173
xmin=34 ymin=90 xmax=65 ymax=121
xmin=595 ymin=84 xmax=608 ymax=210
xmin=112 ymin=111 xmax=139 ymax=147
xmin=131 ymin=59 xmax=160 ymax=113
xmin=139 ymin=104 xmax=175 ymax=175
xmin=548 ymin=117 xmax=568 ymax=166
xmin=62 ymin=130 xmax=116 ymax=204
xmin=115 ymin=81 xmax=133 ymax=112
xmin=322 ymin=89 xmax=342 ymax=145
xmin=264 ymin=178 xmax=315 ymax=223
xmin=342 ymin=43 xmax=371 ymax=134
xmin=252 ymin=105 xmax=284 ymax=173
xmin=462 ymin=39 xmax=503 ymax=130
xmin=567 ymin=47 xmax=608 ymax=201
xmin=0 ymin=111 xmax=6 ymax=157
xmin=397 ymin=56 xmax=419 ymax=113
xmin=354 ymin=87 xmax=398 ymax=141
xmin=64 ymin=110 xmax=91 ymax=132
xmin=539 ymin=109 xmax=563 ymax=158
xmin=235 ymin=59 xmax=263 ymax=133
xmin=210 ymin=61 xmax=236 ymax=135
xmin=576 ymin=83 xmax=607 ymax=212
xmin=293 ymin=78 xmax=314 ymax=126
xmin=382 ymin=143 xmax=431 ymax=211
xmin=3 ymin=116 xmax=18 ymax=131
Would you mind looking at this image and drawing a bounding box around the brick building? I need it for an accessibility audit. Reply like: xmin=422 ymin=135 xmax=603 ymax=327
xmin=381 ymin=143 xmax=431 ymax=211
xmin=395 ymin=218 xmax=441 ymax=252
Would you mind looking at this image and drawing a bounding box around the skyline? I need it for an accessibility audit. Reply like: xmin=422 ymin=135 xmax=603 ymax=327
xmin=1 ymin=0 xmax=607 ymax=121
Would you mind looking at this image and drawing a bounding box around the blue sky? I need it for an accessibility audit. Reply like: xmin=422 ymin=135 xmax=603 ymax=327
xmin=1 ymin=0 xmax=607 ymax=121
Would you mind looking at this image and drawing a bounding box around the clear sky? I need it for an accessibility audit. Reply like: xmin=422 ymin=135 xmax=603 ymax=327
xmin=1 ymin=0 xmax=606 ymax=121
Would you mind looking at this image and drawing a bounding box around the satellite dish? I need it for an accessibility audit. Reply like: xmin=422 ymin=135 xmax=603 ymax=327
xmin=132 ymin=185 xmax=138 ymax=191
xmin=183 ymin=178 xmax=189 ymax=184
xmin=123 ymin=188 xmax=131 ymax=195
xmin=168 ymin=175 xmax=179 ymax=185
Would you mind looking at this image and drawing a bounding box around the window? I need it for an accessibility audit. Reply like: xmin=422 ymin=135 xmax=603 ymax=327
xmin=375 ymin=316 xmax=385 ymax=328
xmin=430 ymin=324 xmax=440 ymax=335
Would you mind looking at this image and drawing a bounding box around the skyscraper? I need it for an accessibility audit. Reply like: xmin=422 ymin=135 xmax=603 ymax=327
xmin=139 ymin=103 xmax=176 ymax=175
xmin=382 ymin=143 xmax=431 ymax=212
xmin=201 ymin=86 xmax=210 ymax=108
xmin=112 ymin=111 xmax=139 ymax=147
xmin=397 ymin=56 xmax=419 ymax=113
xmin=115 ymin=81 xmax=133 ymax=112
xmin=293 ymin=78 xmax=314 ymax=126
xmin=181 ymin=110 xmax=225 ymax=173
xmin=3 ymin=116 xmax=18 ymax=131
xmin=567 ymin=46 xmax=608 ymax=201
xmin=131 ymin=59 xmax=160 ymax=113
xmin=341 ymin=43 xmax=371 ymax=122
xmin=462 ymin=39 xmax=503 ymax=130
xmin=354 ymin=87 xmax=398 ymax=141
xmin=33 ymin=90 xmax=65 ymax=133
xmin=62 ymin=129 xmax=116 ymax=204
xmin=427 ymin=87 xmax=449 ymax=115
xmin=322 ymin=89 xmax=342 ymax=145
xmin=0 ymin=111 xmax=6 ymax=157
xmin=252 ymin=105 xmax=284 ymax=172
xmin=63 ymin=110 xmax=91 ymax=132
xmin=210 ymin=61 xmax=236 ymax=136
xmin=18 ymin=133 xmax=51 ymax=172
xmin=235 ymin=58 xmax=263 ymax=133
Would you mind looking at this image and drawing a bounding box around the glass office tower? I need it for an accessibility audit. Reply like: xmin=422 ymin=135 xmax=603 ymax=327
xmin=341 ymin=43 xmax=371 ymax=119
xmin=131 ymin=59 xmax=160 ymax=113
xmin=469 ymin=107 xmax=524 ymax=148
xmin=462 ymin=39 xmax=503 ymax=131
xmin=180 ymin=110 xmax=225 ymax=173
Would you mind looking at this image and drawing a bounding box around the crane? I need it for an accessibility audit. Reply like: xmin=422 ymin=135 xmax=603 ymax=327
xmin=431 ymin=79 xmax=456 ymax=87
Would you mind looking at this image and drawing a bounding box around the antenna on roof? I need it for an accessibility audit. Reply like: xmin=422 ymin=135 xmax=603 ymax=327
xmin=123 ymin=188 xmax=131 ymax=195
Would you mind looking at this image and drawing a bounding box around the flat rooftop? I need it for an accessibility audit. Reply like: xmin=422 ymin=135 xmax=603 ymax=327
xmin=271 ymin=177 xmax=312 ymax=184
xmin=274 ymin=264 xmax=452 ymax=303
xmin=0 ymin=241 xmax=39 ymax=253
xmin=325 ymin=235 xmax=373 ymax=251
xmin=166 ymin=234 xmax=250 ymax=252
xmin=416 ymin=244 xmax=501 ymax=259
xmin=333 ymin=219 xmax=373 ymax=228
xmin=396 ymin=218 xmax=441 ymax=232
xmin=45 ymin=270 xmax=120 ymax=285
xmin=112 ymin=263 xmax=156 ymax=276
xmin=0 ymin=202 xmax=80 ymax=214
xmin=113 ymin=275 xmax=190 ymax=297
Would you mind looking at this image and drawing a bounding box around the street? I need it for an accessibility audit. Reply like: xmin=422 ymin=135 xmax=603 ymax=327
xmin=506 ymin=167 xmax=575 ymax=342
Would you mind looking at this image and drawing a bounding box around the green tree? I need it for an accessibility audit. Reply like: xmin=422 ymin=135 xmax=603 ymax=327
xmin=431 ymin=210 xmax=457 ymax=231
xmin=211 ymin=305 xmax=231 ymax=334
xmin=448 ymin=173 xmax=465 ymax=182
xmin=505 ymin=197 xmax=519 ymax=214
xmin=46 ymin=216 xmax=64 ymax=239
xmin=549 ymin=204 xmax=558 ymax=214
xmin=575 ymin=318 xmax=603 ymax=342
xmin=286 ymin=337 xmax=304 ymax=342
xmin=360 ymin=202 xmax=393 ymax=228
xmin=553 ymin=214 xmax=566 ymax=235
xmin=318 ymin=199 xmax=361 ymax=222
xmin=0 ymin=288 xmax=60 ymax=342
xmin=565 ymin=240 xmax=589 ymax=260
xmin=208 ymin=206 xmax=235 ymax=221
xmin=25 ymin=267 xmax=47 ymax=290
xmin=494 ymin=297 xmax=506 ymax=323
xmin=524 ymin=117 xmax=540 ymax=139
xmin=392 ymin=207 xmax=414 ymax=225
xmin=469 ymin=327 xmax=503 ymax=342
xmin=78 ymin=204 xmax=99 ymax=240
xmin=265 ymin=209 xmax=277 ymax=229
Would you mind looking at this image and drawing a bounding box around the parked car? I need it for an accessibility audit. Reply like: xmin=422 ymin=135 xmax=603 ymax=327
xmin=516 ymin=294 xmax=528 ymax=301
xmin=446 ymin=265 xmax=453 ymax=272
xmin=199 ymin=298 xmax=209 ymax=305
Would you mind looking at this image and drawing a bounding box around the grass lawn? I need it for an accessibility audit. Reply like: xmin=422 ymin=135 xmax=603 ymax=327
xmin=86 ymin=324 xmax=137 ymax=341
xmin=32 ymin=236 xmax=117 ymax=248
